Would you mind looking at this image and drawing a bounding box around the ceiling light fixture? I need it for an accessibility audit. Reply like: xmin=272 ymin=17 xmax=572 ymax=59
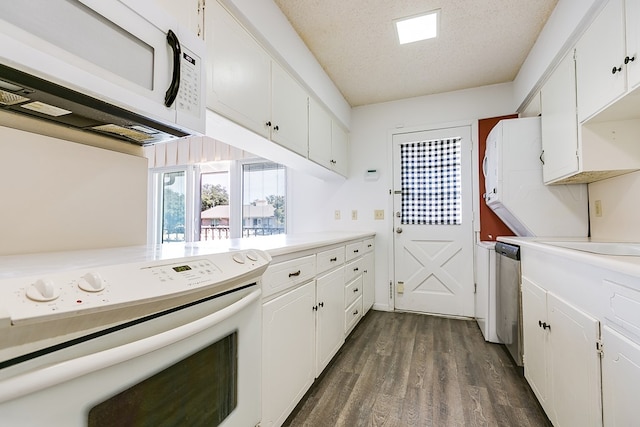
xmin=395 ymin=10 xmax=439 ymax=45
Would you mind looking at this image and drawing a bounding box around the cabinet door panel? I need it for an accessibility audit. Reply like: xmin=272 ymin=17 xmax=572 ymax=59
xmin=625 ymin=0 xmax=640 ymax=89
xmin=547 ymin=293 xmax=602 ymax=427
xmin=576 ymin=0 xmax=626 ymax=122
xmin=540 ymin=51 xmax=579 ymax=183
xmin=362 ymin=252 xmax=375 ymax=314
xmin=308 ymin=97 xmax=332 ymax=169
xmin=316 ymin=267 xmax=345 ymax=375
xmin=206 ymin=1 xmax=270 ymax=138
xmin=521 ymin=278 xmax=550 ymax=407
xmin=331 ymin=121 xmax=348 ymax=177
xmin=271 ymin=61 xmax=309 ymax=156
xmin=262 ymin=281 xmax=315 ymax=427
xmin=602 ymin=326 xmax=640 ymax=426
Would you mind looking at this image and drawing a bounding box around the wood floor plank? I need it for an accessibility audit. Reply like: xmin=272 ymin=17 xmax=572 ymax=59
xmin=283 ymin=311 xmax=551 ymax=427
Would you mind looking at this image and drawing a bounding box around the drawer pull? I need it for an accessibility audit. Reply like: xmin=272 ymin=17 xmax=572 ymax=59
xmin=289 ymin=270 xmax=301 ymax=277
xmin=353 ymin=267 xmax=359 ymax=272
xmin=319 ymin=302 xmax=324 ymax=308
xmin=367 ymin=244 xmax=372 ymax=248
xmin=353 ymin=288 xmax=359 ymax=292
xmin=353 ymin=249 xmax=359 ymax=253
xmin=353 ymin=309 xmax=359 ymax=316
xmin=330 ymin=257 xmax=338 ymax=262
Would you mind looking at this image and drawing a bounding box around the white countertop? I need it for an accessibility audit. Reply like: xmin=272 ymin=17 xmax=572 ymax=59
xmin=497 ymin=236 xmax=640 ymax=278
xmin=0 ymin=231 xmax=375 ymax=279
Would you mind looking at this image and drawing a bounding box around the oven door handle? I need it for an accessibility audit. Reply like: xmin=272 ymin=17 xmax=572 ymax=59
xmin=0 ymin=288 xmax=261 ymax=404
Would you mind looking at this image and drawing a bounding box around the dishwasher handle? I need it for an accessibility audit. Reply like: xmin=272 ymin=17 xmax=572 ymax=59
xmin=495 ymin=242 xmax=520 ymax=260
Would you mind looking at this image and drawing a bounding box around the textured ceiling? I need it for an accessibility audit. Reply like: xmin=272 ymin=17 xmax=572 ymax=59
xmin=272 ymin=0 xmax=558 ymax=107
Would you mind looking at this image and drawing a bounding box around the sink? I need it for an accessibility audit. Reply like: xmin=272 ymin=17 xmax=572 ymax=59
xmin=540 ymin=241 xmax=640 ymax=256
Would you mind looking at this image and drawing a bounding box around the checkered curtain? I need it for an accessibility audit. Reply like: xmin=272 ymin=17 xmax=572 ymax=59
xmin=400 ymin=137 xmax=462 ymax=225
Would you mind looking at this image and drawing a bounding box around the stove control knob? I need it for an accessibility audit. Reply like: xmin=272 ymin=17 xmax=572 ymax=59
xmin=246 ymin=251 xmax=258 ymax=261
xmin=26 ymin=278 xmax=60 ymax=302
xmin=232 ymin=253 xmax=246 ymax=264
xmin=78 ymin=272 xmax=106 ymax=292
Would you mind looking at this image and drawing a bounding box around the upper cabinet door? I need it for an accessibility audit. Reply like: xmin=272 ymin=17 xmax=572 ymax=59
xmin=331 ymin=121 xmax=349 ymax=177
xmin=625 ymin=0 xmax=640 ymax=89
xmin=270 ymin=61 xmax=309 ymax=157
xmin=206 ymin=0 xmax=271 ymax=138
xmin=540 ymin=50 xmax=580 ymax=183
xmin=576 ymin=0 xmax=626 ymax=122
xmin=308 ymin=97 xmax=333 ymax=169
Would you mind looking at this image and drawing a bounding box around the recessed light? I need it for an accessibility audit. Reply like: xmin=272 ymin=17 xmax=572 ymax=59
xmin=395 ymin=10 xmax=439 ymax=45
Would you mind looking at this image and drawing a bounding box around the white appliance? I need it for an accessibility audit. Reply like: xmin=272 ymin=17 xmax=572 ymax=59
xmin=0 ymin=0 xmax=205 ymax=145
xmin=0 ymin=245 xmax=270 ymax=426
xmin=483 ymin=117 xmax=588 ymax=237
xmin=475 ymin=241 xmax=500 ymax=343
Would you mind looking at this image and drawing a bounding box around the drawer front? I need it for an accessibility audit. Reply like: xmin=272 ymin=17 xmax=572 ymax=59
xmin=344 ymin=258 xmax=364 ymax=283
xmin=317 ymin=246 xmax=345 ymax=274
xmin=363 ymin=238 xmax=374 ymax=253
xmin=345 ymin=241 xmax=364 ymax=262
xmin=345 ymin=275 xmax=363 ymax=307
xmin=262 ymin=255 xmax=316 ymax=299
xmin=345 ymin=295 xmax=363 ymax=333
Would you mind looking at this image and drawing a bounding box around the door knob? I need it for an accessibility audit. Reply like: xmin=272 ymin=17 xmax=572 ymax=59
xmin=396 ymin=227 xmax=403 ymax=234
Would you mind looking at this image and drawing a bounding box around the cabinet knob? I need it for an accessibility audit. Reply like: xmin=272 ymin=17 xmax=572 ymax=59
xmin=330 ymin=159 xmax=337 ymax=164
xmin=353 ymin=309 xmax=359 ymax=316
xmin=319 ymin=302 xmax=324 ymax=308
xmin=313 ymin=305 xmax=318 ymax=311
xmin=265 ymin=121 xmax=272 ymax=127
xmin=625 ymin=55 xmax=636 ymax=64
xmin=353 ymin=288 xmax=359 ymax=292
xmin=273 ymin=125 xmax=279 ymax=131
xmin=612 ymin=66 xmax=623 ymax=74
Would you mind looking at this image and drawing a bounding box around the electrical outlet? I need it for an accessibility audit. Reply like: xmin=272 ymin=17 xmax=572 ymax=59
xmin=351 ymin=210 xmax=358 ymax=220
xmin=334 ymin=210 xmax=341 ymax=220
xmin=595 ymin=200 xmax=603 ymax=217
xmin=374 ymin=209 xmax=384 ymax=220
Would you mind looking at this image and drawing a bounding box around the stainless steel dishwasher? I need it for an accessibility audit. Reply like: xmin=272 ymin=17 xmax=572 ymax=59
xmin=495 ymin=241 xmax=523 ymax=367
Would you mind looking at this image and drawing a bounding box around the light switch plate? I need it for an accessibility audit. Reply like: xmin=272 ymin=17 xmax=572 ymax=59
xmin=351 ymin=210 xmax=358 ymax=220
xmin=334 ymin=210 xmax=341 ymax=220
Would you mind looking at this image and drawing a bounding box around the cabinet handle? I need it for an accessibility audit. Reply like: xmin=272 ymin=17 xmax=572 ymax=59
xmin=353 ymin=309 xmax=359 ymax=316
xmin=538 ymin=320 xmax=551 ymax=330
xmin=539 ymin=150 xmax=545 ymax=165
xmin=353 ymin=267 xmax=359 ymax=272
xmin=312 ymin=305 xmax=318 ymax=311
xmin=353 ymin=288 xmax=359 ymax=292
xmin=265 ymin=121 xmax=272 ymax=127
xmin=354 ymin=249 xmax=359 ymax=253
xmin=625 ymin=55 xmax=636 ymax=64
xmin=330 ymin=159 xmax=337 ymax=164
xmin=612 ymin=66 xmax=623 ymax=74
xmin=330 ymin=257 xmax=337 ymax=262
xmin=367 ymin=244 xmax=372 ymax=248
xmin=289 ymin=270 xmax=301 ymax=277
xmin=319 ymin=302 xmax=324 ymax=308
xmin=273 ymin=125 xmax=279 ymax=131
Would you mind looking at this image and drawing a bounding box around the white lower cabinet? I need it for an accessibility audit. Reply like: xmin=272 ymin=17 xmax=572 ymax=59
xmin=316 ymin=267 xmax=346 ymax=375
xmin=262 ymin=281 xmax=315 ymax=427
xmin=522 ymin=278 xmax=602 ymax=427
xmin=601 ymin=326 xmax=640 ymax=426
xmin=362 ymin=251 xmax=374 ymax=314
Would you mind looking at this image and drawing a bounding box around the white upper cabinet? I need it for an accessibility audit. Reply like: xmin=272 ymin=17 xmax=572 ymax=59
xmin=206 ymin=0 xmax=271 ymax=138
xmin=576 ymin=0 xmax=626 ymax=123
xmin=309 ymin=97 xmax=349 ymax=177
xmin=576 ymin=0 xmax=640 ymax=122
xmin=152 ymin=0 xmax=204 ymax=39
xmin=270 ymin=61 xmax=309 ymax=157
xmin=540 ymin=50 xmax=580 ymax=183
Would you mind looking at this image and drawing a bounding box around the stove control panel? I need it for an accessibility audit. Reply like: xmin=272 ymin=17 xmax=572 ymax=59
xmin=0 ymin=249 xmax=270 ymax=326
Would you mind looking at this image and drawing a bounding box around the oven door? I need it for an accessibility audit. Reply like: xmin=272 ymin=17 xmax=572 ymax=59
xmin=0 ymin=286 xmax=261 ymax=427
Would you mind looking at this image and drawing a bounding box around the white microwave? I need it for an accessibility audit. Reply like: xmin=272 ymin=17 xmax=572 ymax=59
xmin=0 ymin=0 xmax=205 ymax=145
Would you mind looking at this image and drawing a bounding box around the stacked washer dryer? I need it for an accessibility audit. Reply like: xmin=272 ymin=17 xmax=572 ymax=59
xmin=476 ymin=116 xmax=589 ymax=344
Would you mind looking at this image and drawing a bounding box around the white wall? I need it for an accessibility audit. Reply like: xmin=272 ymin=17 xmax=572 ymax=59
xmin=288 ymin=83 xmax=515 ymax=310
xmin=0 ymin=126 xmax=148 ymax=256
xmin=588 ymin=171 xmax=640 ymax=241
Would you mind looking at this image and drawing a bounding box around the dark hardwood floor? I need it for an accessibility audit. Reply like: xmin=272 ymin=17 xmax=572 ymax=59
xmin=282 ymin=310 xmax=551 ymax=427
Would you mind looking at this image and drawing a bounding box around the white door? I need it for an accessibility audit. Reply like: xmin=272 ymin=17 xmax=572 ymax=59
xmin=392 ymin=125 xmax=474 ymax=317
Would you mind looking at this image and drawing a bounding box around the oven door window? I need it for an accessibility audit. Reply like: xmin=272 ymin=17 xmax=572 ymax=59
xmin=88 ymin=331 xmax=237 ymax=426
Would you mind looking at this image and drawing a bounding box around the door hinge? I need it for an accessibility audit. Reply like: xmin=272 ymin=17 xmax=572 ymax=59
xmin=596 ymin=340 xmax=604 ymax=358
xmin=389 ymin=281 xmax=393 ymax=299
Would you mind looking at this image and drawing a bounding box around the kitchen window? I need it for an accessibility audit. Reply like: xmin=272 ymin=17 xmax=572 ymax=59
xmin=149 ymin=160 xmax=288 ymax=244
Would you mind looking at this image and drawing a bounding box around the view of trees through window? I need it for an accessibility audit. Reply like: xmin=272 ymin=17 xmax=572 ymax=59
xmin=242 ymin=162 xmax=286 ymax=238
xmin=162 ymin=171 xmax=186 ymax=243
